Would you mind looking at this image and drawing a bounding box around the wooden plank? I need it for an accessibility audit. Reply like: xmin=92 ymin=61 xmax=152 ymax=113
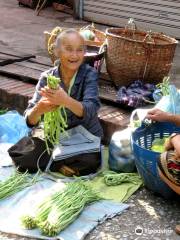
xmin=100 ymin=72 xmax=112 ymax=82
xmin=15 ymin=60 xmax=49 ymax=72
xmin=98 ymin=104 xmax=131 ymax=144
xmin=0 ymin=46 xmax=51 ymax=67
xmin=29 ymin=55 xmax=52 ymax=67
xmin=99 ymin=80 xmax=117 ymax=103
xmin=0 ymin=64 xmax=40 ymax=82
xmin=0 ymin=52 xmax=35 ymax=66
xmin=0 ymin=53 xmax=17 ymax=61
xmin=0 ymin=76 xmax=31 ymax=110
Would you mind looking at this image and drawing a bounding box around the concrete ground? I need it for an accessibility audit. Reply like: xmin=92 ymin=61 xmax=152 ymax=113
xmin=0 ymin=1 xmax=180 ymax=240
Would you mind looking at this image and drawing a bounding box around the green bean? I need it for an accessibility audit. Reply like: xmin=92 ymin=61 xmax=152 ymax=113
xmin=103 ymin=171 xmax=142 ymax=186
xmin=21 ymin=181 xmax=102 ymax=236
xmin=44 ymin=77 xmax=68 ymax=153
xmin=0 ymin=171 xmax=39 ymax=200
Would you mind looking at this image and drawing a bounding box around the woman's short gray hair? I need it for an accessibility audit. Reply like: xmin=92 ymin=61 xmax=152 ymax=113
xmin=55 ymin=29 xmax=84 ymax=49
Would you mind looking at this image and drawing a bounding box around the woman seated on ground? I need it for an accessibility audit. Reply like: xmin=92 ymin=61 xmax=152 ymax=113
xmin=147 ymin=108 xmax=180 ymax=235
xmin=24 ymin=29 xmax=103 ymax=138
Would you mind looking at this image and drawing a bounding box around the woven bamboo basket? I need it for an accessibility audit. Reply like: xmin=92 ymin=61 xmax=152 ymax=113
xmin=44 ymin=26 xmax=106 ymax=64
xmin=106 ymin=27 xmax=178 ymax=87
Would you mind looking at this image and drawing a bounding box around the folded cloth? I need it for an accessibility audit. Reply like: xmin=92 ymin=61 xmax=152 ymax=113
xmin=88 ymin=150 xmax=143 ymax=203
xmin=159 ymin=151 xmax=180 ymax=185
xmin=52 ymin=125 xmax=101 ymax=160
xmin=44 ymin=125 xmax=102 ymax=175
xmin=117 ymin=80 xmax=155 ymax=108
xmin=89 ymin=172 xmax=143 ymax=202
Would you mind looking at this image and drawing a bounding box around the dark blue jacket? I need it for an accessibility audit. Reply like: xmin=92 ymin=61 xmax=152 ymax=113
xmin=25 ymin=63 xmax=103 ymax=138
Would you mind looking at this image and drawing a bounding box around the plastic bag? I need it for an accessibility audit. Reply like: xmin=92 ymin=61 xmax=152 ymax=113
xmin=109 ymin=128 xmax=136 ymax=173
xmin=0 ymin=111 xmax=30 ymax=144
xmin=155 ymin=85 xmax=180 ymax=114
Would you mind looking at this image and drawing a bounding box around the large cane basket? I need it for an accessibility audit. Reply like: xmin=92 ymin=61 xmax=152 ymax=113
xmin=106 ymin=25 xmax=178 ymax=87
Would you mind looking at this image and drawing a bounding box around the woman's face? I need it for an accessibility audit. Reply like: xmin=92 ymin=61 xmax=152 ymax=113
xmin=57 ymin=33 xmax=85 ymax=71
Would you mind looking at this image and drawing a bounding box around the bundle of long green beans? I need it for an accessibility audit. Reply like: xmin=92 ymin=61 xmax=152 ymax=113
xmin=0 ymin=171 xmax=39 ymax=200
xmin=21 ymin=181 xmax=102 ymax=236
xmin=44 ymin=75 xmax=68 ymax=153
xmin=103 ymin=171 xmax=142 ymax=186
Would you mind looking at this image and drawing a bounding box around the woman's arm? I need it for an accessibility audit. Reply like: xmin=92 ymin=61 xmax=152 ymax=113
xmin=27 ymin=98 xmax=57 ymax=126
xmin=65 ymin=96 xmax=83 ymax=117
xmin=147 ymin=109 xmax=180 ymax=126
xmin=166 ymin=114 xmax=180 ymax=127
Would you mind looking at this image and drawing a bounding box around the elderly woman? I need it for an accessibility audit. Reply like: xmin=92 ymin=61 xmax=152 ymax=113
xmin=24 ymin=29 xmax=103 ymax=138
xmin=147 ymin=108 xmax=180 ymax=235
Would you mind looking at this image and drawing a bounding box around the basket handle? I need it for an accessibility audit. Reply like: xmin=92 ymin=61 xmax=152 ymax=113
xmin=143 ymin=30 xmax=155 ymax=44
xmin=130 ymin=109 xmax=151 ymax=129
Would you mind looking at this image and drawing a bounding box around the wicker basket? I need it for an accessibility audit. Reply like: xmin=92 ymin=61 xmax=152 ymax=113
xmin=106 ymin=27 xmax=178 ymax=87
xmin=44 ymin=27 xmax=106 ymax=64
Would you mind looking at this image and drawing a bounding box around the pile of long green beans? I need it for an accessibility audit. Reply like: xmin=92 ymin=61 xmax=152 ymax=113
xmin=156 ymin=76 xmax=170 ymax=96
xmin=21 ymin=181 xmax=102 ymax=236
xmin=44 ymin=75 xmax=67 ymax=153
xmin=0 ymin=171 xmax=39 ymax=200
xmin=103 ymin=171 xmax=142 ymax=186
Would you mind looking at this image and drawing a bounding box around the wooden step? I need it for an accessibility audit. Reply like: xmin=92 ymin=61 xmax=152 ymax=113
xmin=99 ymin=104 xmax=130 ymax=144
xmin=0 ymin=75 xmax=35 ymax=111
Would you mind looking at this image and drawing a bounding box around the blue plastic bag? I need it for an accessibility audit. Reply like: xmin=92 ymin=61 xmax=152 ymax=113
xmin=155 ymin=85 xmax=180 ymax=114
xmin=0 ymin=111 xmax=30 ymax=144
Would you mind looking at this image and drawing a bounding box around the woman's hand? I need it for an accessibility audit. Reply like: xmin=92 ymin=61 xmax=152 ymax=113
xmin=40 ymin=86 xmax=69 ymax=107
xmin=146 ymin=109 xmax=171 ymax=122
xmin=26 ymin=98 xmax=57 ymax=126
xmin=36 ymin=98 xmax=57 ymax=115
xmin=40 ymin=86 xmax=84 ymax=118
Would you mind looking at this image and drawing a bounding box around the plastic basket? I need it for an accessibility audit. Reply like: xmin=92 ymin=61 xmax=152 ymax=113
xmin=131 ymin=122 xmax=180 ymax=198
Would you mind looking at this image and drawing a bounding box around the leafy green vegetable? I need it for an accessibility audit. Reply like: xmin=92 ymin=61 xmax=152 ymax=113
xmin=156 ymin=76 xmax=170 ymax=96
xmin=151 ymin=137 xmax=169 ymax=153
